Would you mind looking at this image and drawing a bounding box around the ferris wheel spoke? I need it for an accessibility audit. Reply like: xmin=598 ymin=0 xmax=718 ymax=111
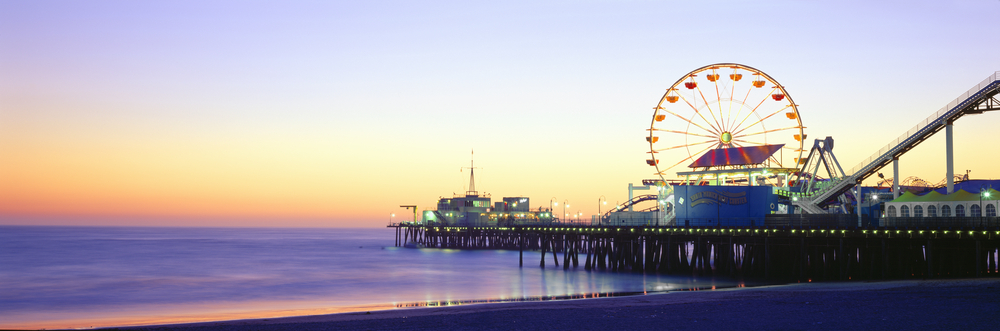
xmin=728 ymin=101 xmax=745 ymax=134
xmin=653 ymin=139 xmax=717 ymax=152
xmin=729 ymin=87 xmax=778 ymax=134
xmin=726 ymin=84 xmax=737 ymax=132
xmin=661 ymin=143 xmax=718 ymax=171
xmin=731 ymin=138 xmax=765 ymax=145
xmin=658 ymin=108 xmax=720 ymax=136
xmin=732 ymin=104 xmax=793 ymax=136
xmin=695 ymin=86 xmax=725 ymax=134
xmin=651 ymin=128 xmax=719 ymax=139
xmin=713 ymin=78 xmax=726 ymax=131
xmin=734 ymin=124 xmax=800 ymax=139
xmin=677 ymin=93 xmax=722 ymax=134
xmin=730 ymin=86 xmax=755 ymax=132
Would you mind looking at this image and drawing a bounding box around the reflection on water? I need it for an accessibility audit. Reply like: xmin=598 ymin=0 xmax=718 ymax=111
xmin=1 ymin=226 xmax=755 ymax=329
xmin=392 ymin=284 xmax=732 ymax=309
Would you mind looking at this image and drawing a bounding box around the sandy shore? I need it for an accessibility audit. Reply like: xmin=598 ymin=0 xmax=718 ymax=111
xmin=106 ymin=278 xmax=999 ymax=330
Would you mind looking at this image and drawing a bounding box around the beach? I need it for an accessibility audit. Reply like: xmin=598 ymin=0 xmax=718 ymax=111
xmin=111 ymin=278 xmax=1000 ymax=331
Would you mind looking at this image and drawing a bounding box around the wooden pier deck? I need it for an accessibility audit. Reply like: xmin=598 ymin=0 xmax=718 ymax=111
xmin=390 ymin=224 xmax=1000 ymax=281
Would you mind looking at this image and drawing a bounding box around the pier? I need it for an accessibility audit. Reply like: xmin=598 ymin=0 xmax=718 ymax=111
xmin=388 ymin=69 xmax=1000 ymax=282
xmin=391 ymin=221 xmax=1000 ymax=281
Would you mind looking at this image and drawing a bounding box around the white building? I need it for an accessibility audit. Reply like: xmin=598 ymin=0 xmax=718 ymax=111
xmin=884 ymin=189 xmax=998 ymax=225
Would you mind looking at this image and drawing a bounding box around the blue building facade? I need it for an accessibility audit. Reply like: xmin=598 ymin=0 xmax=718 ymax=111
xmin=672 ymin=185 xmax=778 ymax=226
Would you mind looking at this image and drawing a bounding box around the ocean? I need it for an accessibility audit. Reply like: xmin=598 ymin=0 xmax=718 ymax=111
xmin=0 ymin=226 xmax=745 ymax=329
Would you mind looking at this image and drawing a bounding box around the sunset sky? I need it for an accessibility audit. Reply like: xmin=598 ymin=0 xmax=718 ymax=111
xmin=2 ymin=1 xmax=998 ymax=227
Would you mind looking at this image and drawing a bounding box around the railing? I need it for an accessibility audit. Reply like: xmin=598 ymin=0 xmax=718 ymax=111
xmin=847 ymin=71 xmax=1000 ymax=177
xmin=391 ymin=216 xmax=1000 ymax=230
xmin=881 ymin=217 xmax=1000 ymax=228
xmin=764 ymin=214 xmax=873 ymax=228
xmin=777 ymin=179 xmax=840 ymax=198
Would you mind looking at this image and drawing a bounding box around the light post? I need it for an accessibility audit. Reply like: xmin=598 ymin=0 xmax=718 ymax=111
xmin=870 ymin=193 xmax=879 ymax=218
xmin=576 ymin=210 xmax=581 ymax=224
xmin=563 ymin=200 xmax=570 ymax=224
xmin=390 ymin=213 xmax=395 ymax=225
xmin=598 ymin=195 xmax=607 ymax=225
xmin=550 ymin=197 xmax=557 ymax=222
xmin=980 ymin=185 xmax=988 ymax=226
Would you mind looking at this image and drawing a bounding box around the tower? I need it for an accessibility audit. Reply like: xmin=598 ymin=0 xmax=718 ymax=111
xmin=463 ymin=149 xmax=478 ymax=196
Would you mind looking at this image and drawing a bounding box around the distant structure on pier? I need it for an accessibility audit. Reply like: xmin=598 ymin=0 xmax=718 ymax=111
xmin=418 ymin=150 xmax=553 ymax=226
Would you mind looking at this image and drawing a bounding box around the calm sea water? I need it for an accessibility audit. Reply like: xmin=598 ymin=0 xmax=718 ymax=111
xmin=0 ymin=226 xmax=744 ymax=329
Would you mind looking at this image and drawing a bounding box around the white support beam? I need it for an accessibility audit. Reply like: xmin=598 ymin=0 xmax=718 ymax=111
xmin=893 ymin=158 xmax=900 ymax=200
xmin=946 ymin=121 xmax=955 ymax=194
xmin=856 ymin=184 xmax=862 ymax=226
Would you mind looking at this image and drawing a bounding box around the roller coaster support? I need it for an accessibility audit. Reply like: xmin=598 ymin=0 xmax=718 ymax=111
xmin=893 ymin=158 xmax=899 ymax=200
xmin=946 ymin=121 xmax=954 ymax=194
xmin=628 ymin=183 xmax=654 ymax=211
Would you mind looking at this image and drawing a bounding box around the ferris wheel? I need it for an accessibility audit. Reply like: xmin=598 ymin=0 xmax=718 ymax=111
xmin=647 ymin=63 xmax=805 ymax=182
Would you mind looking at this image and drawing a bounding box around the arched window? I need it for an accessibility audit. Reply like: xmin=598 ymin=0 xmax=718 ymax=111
xmin=888 ymin=205 xmax=897 ymax=217
xmin=956 ymin=205 xmax=965 ymax=217
xmin=970 ymin=204 xmax=981 ymax=217
xmin=988 ymin=204 xmax=997 ymax=217
xmin=914 ymin=205 xmax=923 ymax=218
xmin=901 ymin=205 xmax=910 ymax=217
xmin=941 ymin=205 xmax=951 ymax=217
xmin=927 ymin=205 xmax=937 ymax=217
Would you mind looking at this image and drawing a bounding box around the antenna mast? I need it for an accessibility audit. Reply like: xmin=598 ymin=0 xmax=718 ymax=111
xmin=461 ymin=149 xmax=479 ymax=196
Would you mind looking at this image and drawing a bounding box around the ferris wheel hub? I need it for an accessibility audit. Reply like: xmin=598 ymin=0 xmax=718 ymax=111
xmin=721 ymin=132 xmax=733 ymax=144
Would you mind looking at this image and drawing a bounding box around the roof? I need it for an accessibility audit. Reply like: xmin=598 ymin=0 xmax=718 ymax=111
xmin=890 ymin=191 xmax=922 ymax=202
xmin=689 ymin=144 xmax=784 ymax=168
xmin=889 ymin=188 xmax=1000 ymax=203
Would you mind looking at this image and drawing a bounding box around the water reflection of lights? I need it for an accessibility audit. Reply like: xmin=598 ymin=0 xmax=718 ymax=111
xmin=651 ymin=284 xmax=675 ymax=291
xmin=394 ymin=291 xmax=653 ymax=309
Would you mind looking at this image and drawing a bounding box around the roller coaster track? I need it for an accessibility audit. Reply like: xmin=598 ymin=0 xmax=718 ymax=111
xmin=602 ymin=194 xmax=658 ymax=220
xmin=793 ymin=71 xmax=1000 ymax=214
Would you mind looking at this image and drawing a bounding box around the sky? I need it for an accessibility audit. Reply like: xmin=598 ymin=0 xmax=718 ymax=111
xmin=1 ymin=0 xmax=998 ymax=228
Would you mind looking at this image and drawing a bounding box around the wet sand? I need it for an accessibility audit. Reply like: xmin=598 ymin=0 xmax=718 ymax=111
xmin=109 ymin=278 xmax=999 ymax=330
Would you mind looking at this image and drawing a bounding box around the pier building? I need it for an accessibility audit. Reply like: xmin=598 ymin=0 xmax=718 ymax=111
xmin=419 ymin=152 xmax=554 ymax=227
